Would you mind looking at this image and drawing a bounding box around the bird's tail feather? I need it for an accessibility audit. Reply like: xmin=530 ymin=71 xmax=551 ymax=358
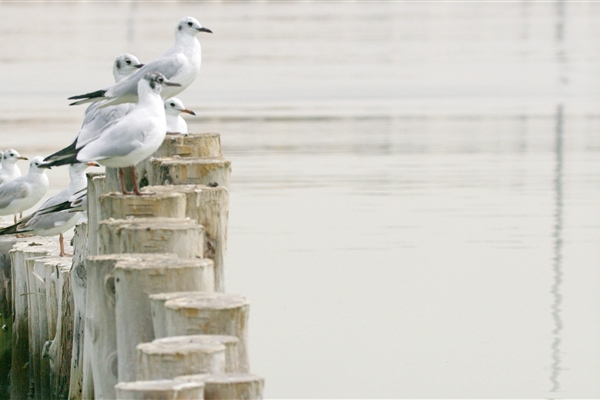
xmin=68 ymin=89 xmax=107 ymax=106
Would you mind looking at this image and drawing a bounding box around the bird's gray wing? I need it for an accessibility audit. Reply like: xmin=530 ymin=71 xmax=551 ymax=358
xmin=77 ymin=103 xmax=135 ymax=148
xmin=76 ymin=116 xmax=152 ymax=162
xmin=0 ymin=183 xmax=28 ymax=209
xmin=23 ymin=210 xmax=74 ymax=232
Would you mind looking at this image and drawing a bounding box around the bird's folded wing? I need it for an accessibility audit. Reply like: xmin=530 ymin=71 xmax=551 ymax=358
xmin=0 ymin=183 xmax=28 ymax=209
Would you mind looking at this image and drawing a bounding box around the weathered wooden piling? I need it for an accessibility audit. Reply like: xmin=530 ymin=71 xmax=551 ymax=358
xmin=175 ymin=373 xmax=265 ymax=400
xmin=136 ymin=338 xmax=226 ymax=380
xmin=156 ymin=292 xmax=251 ymax=373
xmin=114 ymin=379 xmax=204 ymax=400
xmin=0 ymin=237 xmax=17 ymax=399
xmin=10 ymin=239 xmax=54 ymax=399
xmin=98 ymin=218 xmax=204 ymax=258
xmin=69 ymin=223 xmax=88 ymax=400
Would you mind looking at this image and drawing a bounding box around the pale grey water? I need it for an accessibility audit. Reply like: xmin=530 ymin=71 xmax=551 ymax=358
xmin=1 ymin=1 xmax=600 ymax=398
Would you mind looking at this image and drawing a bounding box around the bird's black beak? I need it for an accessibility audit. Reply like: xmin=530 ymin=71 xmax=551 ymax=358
xmin=135 ymin=63 xmax=144 ymax=69
xmin=182 ymin=109 xmax=196 ymax=116
xmin=197 ymin=27 xmax=212 ymax=34
xmin=164 ymin=81 xmax=182 ymax=87
xmin=18 ymin=156 xmax=28 ymax=160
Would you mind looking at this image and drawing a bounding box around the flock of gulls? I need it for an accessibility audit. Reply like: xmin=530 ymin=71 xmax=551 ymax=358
xmin=0 ymin=16 xmax=212 ymax=256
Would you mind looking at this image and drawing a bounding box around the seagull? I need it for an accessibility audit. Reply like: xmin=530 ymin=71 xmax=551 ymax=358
xmin=68 ymin=16 xmax=211 ymax=107
xmin=43 ymin=72 xmax=180 ymax=196
xmin=0 ymin=162 xmax=98 ymax=256
xmin=0 ymin=149 xmax=28 ymax=185
xmin=165 ymin=97 xmax=196 ymax=134
xmin=44 ymin=54 xmax=143 ymax=166
xmin=0 ymin=157 xmax=50 ymax=223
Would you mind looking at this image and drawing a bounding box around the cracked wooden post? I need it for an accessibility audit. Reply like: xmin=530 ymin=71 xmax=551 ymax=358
xmin=99 ymin=192 xmax=187 ymax=220
xmin=69 ymin=223 xmax=89 ymax=400
xmin=98 ymin=218 xmax=204 ymax=258
xmin=0 ymin=237 xmax=17 ymax=399
xmin=86 ymin=172 xmax=106 ymax=256
xmin=175 ymin=373 xmax=265 ymax=400
xmin=113 ymin=256 xmax=215 ymax=383
xmin=146 ymin=185 xmax=228 ymax=292
xmin=83 ymin=253 xmax=187 ymax=399
xmin=44 ymin=259 xmax=74 ymax=400
xmin=136 ymin=338 xmax=226 ymax=380
xmin=10 ymin=240 xmax=53 ymax=399
xmin=114 ymin=379 xmax=204 ymax=400
xmin=158 ymin=293 xmax=250 ymax=373
xmin=143 ymin=334 xmax=241 ymax=375
xmin=144 ymin=157 xmax=231 ymax=189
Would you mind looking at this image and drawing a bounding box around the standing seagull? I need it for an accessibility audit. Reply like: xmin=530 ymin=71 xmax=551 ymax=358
xmin=44 ymin=54 xmax=144 ymax=166
xmin=0 ymin=149 xmax=28 ymax=185
xmin=0 ymin=162 xmax=98 ymax=256
xmin=68 ymin=16 xmax=211 ymax=107
xmin=43 ymin=72 xmax=180 ymax=195
xmin=165 ymin=97 xmax=196 ymax=134
xmin=0 ymin=157 xmax=50 ymax=222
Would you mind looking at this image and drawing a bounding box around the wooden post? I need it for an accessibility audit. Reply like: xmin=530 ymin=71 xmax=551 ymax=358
xmin=145 ymin=185 xmax=229 ymax=292
xmin=10 ymin=239 xmax=53 ymax=399
xmin=114 ymin=379 xmax=204 ymax=400
xmin=152 ymin=133 xmax=223 ymax=159
xmin=136 ymin=338 xmax=226 ymax=380
xmin=144 ymin=334 xmax=241 ymax=374
xmin=113 ymin=256 xmax=215 ymax=382
xmin=144 ymin=157 xmax=231 ymax=189
xmin=99 ymin=192 xmax=187 ymax=220
xmin=69 ymin=223 xmax=89 ymax=400
xmin=0 ymin=237 xmax=17 ymax=399
xmin=98 ymin=218 xmax=204 ymax=258
xmin=160 ymin=293 xmax=250 ymax=373
xmin=175 ymin=373 xmax=265 ymax=400
xmin=86 ymin=172 xmax=106 ymax=256
xmin=83 ymin=253 xmax=181 ymax=399
xmin=44 ymin=260 xmax=74 ymax=400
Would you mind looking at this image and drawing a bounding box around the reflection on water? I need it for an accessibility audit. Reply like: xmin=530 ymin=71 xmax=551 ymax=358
xmin=550 ymin=104 xmax=564 ymax=394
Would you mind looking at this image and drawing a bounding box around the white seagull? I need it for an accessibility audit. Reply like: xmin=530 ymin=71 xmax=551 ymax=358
xmin=0 ymin=157 xmax=50 ymax=222
xmin=0 ymin=149 xmax=28 ymax=185
xmin=165 ymin=97 xmax=196 ymax=134
xmin=43 ymin=72 xmax=180 ymax=195
xmin=44 ymin=54 xmax=143 ymax=167
xmin=68 ymin=16 xmax=211 ymax=107
xmin=0 ymin=162 xmax=98 ymax=256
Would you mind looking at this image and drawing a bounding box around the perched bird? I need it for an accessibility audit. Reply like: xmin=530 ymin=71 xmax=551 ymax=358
xmin=164 ymin=97 xmax=196 ymax=134
xmin=44 ymin=54 xmax=143 ymax=166
xmin=43 ymin=72 xmax=180 ymax=195
xmin=68 ymin=16 xmax=212 ymax=107
xmin=0 ymin=162 xmax=97 ymax=256
xmin=0 ymin=157 xmax=50 ymax=222
xmin=0 ymin=149 xmax=28 ymax=185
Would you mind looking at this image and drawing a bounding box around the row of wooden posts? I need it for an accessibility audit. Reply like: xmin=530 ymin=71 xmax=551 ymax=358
xmin=0 ymin=133 xmax=264 ymax=399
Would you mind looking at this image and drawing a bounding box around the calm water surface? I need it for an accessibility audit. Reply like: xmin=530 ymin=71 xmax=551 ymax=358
xmin=1 ymin=2 xmax=599 ymax=398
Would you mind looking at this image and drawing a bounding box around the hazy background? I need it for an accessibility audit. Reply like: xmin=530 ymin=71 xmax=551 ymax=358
xmin=1 ymin=1 xmax=600 ymax=398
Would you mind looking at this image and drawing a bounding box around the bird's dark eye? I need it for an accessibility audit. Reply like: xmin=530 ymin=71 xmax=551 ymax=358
xmin=170 ymin=103 xmax=175 ymax=107
xmin=126 ymin=59 xmax=131 ymax=65
xmin=158 ymin=78 xmax=164 ymax=83
xmin=187 ymin=22 xmax=193 ymax=27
